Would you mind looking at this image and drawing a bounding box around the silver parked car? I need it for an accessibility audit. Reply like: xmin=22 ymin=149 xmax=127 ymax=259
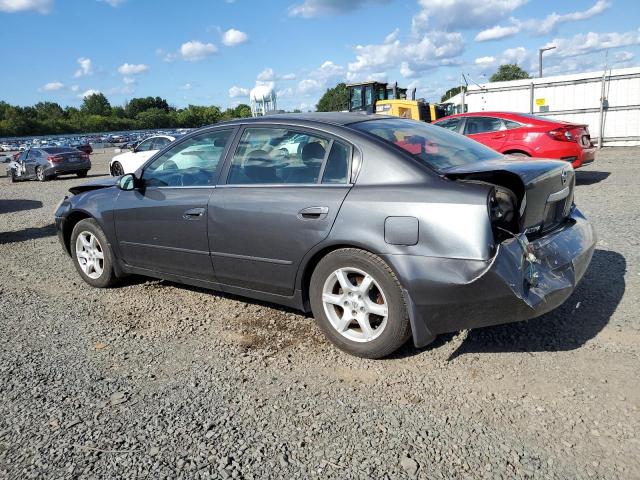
xmin=54 ymin=113 xmax=595 ymax=358
xmin=9 ymin=147 xmax=91 ymax=182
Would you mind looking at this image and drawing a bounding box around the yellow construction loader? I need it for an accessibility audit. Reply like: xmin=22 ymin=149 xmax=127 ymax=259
xmin=346 ymin=81 xmax=454 ymax=122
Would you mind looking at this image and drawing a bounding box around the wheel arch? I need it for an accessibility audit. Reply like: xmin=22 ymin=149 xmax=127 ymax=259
xmin=61 ymin=210 xmax=93 ymax=255
xmin=502 ymin=148 xmax=531 ymax=157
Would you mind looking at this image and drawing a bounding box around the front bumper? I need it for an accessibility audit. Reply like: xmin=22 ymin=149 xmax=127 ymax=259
xmin=386 ymin=207 xmax=596 ymax=347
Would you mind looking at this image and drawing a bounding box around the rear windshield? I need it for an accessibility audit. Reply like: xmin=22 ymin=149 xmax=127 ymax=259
xmin=42 ymin=147 xmax=77 ymax=154
xmin=351 ymin=118 xmax=500 ymax=172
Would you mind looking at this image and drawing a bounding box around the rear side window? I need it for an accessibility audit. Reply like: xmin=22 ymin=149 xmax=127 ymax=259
xmin=322 ymin=142 xmax=351 ymax=184
xmin=463 ymin=117 xmax=504 ymax=135
xmin=435 ymin=118 xmax=460 ymax=132
xmin=227 ymin=127 xmax=331 ymax=185
xmin=152 ymin=137 xmax=171 ymax=150
xmin=504 ymin=120 xmax=522 ymax=129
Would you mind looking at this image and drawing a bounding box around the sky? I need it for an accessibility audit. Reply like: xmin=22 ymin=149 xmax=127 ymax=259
xmin=1 ymin=0 xmax=639 ymax=111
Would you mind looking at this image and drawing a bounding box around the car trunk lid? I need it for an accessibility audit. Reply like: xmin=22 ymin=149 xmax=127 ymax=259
xmin=444 ymin=158 xmax=575 ymax=236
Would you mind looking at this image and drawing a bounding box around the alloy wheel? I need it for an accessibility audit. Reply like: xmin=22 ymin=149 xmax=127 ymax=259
xmin=36 ymin=167 xmax=44 ymax=181
xmin=75 ymin=231 xmax=105 ymax=279
xmin=321 ymin=267 xmax=388 ymax=343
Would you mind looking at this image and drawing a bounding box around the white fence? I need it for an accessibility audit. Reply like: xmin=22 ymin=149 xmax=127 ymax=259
xmin=450 ymin=67 xmax=640 ymax=147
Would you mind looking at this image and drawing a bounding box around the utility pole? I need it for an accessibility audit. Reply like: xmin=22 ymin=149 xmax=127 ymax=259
xmin=539 ymin=46 xmax=556 ymax=78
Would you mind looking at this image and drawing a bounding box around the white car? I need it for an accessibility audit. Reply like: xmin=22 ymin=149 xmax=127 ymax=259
xmin=109 ymin=135 xmax=178 ymax=176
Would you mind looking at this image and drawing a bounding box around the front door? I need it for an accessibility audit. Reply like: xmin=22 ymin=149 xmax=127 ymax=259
xmin=114 ymin=128 xmax=235 ymax=281
xmin=209 ymin=126 xmax=353 ymax=296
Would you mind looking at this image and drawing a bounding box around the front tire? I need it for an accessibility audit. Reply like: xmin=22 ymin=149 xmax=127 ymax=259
xmin=310 ymin=248 xmax=411 ymax=358
xmin=111 ymin=161 xmax=124 ymax=177
xmin=36 ymin=166 xmax=47 ymax=182
xmin=76 ymin=170 xmax=88 ymax=178
xmin=70 ymin=218 xmax=118 ymax=288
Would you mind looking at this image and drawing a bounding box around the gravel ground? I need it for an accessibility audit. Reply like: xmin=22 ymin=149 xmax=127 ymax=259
xmin=0 ymin=148 xmax=638 ymax=479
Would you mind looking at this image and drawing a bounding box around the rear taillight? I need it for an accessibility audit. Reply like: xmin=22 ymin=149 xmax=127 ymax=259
xmin=547 ymin=126 xmax=579 ymax=142
xmin=48 ymin=155 xmax=63 ymax=163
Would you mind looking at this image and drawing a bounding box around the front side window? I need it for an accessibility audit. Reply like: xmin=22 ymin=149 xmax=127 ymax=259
xmin=463 ymin=117 xmax=504 ymax=135
xmin=136 ymin=138 xmax=155 ymax=152
xmin=436 ymin=118 xmax=460 ymax=132
xmin=227 ymin=127 xmax=339 ymax=185
xmin=350 ymin=86 xmax=363 ymax=110
xmin=142 ymin=130 xmax=232 ymax=187
xmin=152 ymin=137 xmax=171 ymax=150
xmin=352 ymin=118 xmax=500 ymax=172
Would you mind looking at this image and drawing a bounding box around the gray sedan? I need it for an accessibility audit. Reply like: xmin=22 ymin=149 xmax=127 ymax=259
xmin=54 ymin=113 xmax=595 ymax=358
xmin=9 ymin=147 xmax=91 ymax=182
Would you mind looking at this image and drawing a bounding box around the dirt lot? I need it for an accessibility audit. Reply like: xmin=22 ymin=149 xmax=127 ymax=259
xmin=0 ymin=148 xmax=638 ymax=479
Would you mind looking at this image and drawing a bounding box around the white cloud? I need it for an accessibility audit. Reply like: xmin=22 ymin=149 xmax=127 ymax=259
xmin=257 ymin=68 xmax=276 ymax=81
xmin=229 ymin=85 xmax=250 ymax=98
xmin=474 ymin=56 xmax=496 ymax=65
xmin=277 ymin=87 xmax=294 ymax=98
xmin=297 ymin=78 xmax=323 ymax=94
xmin=475 ymin=0 xmax=612 ymax=41
xmin=0 ymin=0 xmax=51 ymax=13
xmin=179 ymin=41 xmax=218 ymax=61
xmin=74 ymin=57 xmax=93 ymax=78
xmin=543 ymin=28 xmax=640 ymax=58
xmin=122 ymin=76 xmax=136 ymax=84
xmin=474 ymin=22 xmax=521 ymax=42
xmin=281 ymin=73 xmax=296 ymax=80
xmin=79 ymin=89 xmax=101 ymax=99
xmin=412 ymin=0 xmax=527 ymax=33
xmin=288 ymin=0 xmax=390 ymax=18
xmin=400 ymin=61 xmax=416 ymax=78
xmin=41 ymin=81 xmax=64 ymax=91
xmin=180 ymin=83 xmax=192 ymax=91
xmin=222 ymin=28 xmax=248 ymax=46
xmin=99 ymin=0 xmax=126 ymax=6
xmin=70 ymin=85 xmax=80 ymax=92
xmin=317 ymin=60 xmax=344 ymax=77
xmin=117 ymin=63 xmax=149 ymax=75
xmin=348 ymin=30 xmax=465 ymax=78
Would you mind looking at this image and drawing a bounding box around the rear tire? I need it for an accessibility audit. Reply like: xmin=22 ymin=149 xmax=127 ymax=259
xmin=76 ymin=170 xmax=88 ymax=178
xmin=9 ymin=169 xmax=17 ymax=183
xmin=310 ymin=248 xmax=412 ymax=358
xmin=70 ymin=218 xmax=118 ymax=288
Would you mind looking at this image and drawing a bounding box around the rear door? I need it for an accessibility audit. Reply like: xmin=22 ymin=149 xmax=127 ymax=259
xmin=209 ymin=125 xmax=353 ymax=296
xmin=463 ymin=116 xmax=508 ymax=152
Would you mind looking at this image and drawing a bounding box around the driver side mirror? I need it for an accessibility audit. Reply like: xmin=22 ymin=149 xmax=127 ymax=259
xmin=117 ymin=173 xmax=138 ymax=191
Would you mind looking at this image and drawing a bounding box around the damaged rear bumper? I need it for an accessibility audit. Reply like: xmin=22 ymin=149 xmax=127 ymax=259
xmin=386 ymin=207 xmax=596 ymax=347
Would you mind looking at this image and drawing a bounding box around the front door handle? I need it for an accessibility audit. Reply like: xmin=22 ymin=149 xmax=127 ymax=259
xmin=298 ymin=206 xmax=329 ymax=220
xmin=183 ymin=207 xmax=205 ymax=220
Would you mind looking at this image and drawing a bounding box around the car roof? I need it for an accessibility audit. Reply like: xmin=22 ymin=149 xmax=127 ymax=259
xmin=214 ymin=112 xmax=389 ymax=128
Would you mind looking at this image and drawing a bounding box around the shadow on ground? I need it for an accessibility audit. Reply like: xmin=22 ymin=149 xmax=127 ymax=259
xmin=0 ymin=223 xmax=56 ymax=244
xmin=576 ymin=170 xmax=610 ymax=186
xmin=0 ymin=199 xmax=43 ymax=214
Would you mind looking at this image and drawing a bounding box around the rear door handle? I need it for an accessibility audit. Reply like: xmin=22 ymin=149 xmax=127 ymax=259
xmin=491 ymin=133 xmax=507 ymax=139
xmin=183 ymin=207 xmax=205 ymax=220
xmin=298 ymin=206 xmax=329 ymax=220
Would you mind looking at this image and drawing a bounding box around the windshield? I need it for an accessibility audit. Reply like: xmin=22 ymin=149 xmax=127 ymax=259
xmin=351 ymin=118 xmax=501 ymax=172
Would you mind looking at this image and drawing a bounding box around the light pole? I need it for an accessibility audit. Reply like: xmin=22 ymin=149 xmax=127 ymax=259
xmin=539 ymin=46 xmax=556 ymax=78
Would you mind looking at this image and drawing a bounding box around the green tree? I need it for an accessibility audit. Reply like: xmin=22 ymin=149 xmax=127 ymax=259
xmin=489 ymin=64 xmax=531 ymax=82
xmin=316 ymin=83 xmax=348 ymax=112
xmin=81 ymin=93 xmax=111 ymax=116
xmin=125 ymin=96 xmax=171 ymax=118
xmin=136 ymin=108 xmax=172 ymax=129
xmin=440 ymin=86 xmax=466 ymax=103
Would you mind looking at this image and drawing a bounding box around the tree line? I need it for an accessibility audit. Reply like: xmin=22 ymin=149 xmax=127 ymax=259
xmin=0 ymin=93 xmax=252 ymax=138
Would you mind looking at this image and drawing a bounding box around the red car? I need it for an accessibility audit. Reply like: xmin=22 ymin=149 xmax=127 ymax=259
xmin=434 ymin=112 xmax=596 ymax=168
